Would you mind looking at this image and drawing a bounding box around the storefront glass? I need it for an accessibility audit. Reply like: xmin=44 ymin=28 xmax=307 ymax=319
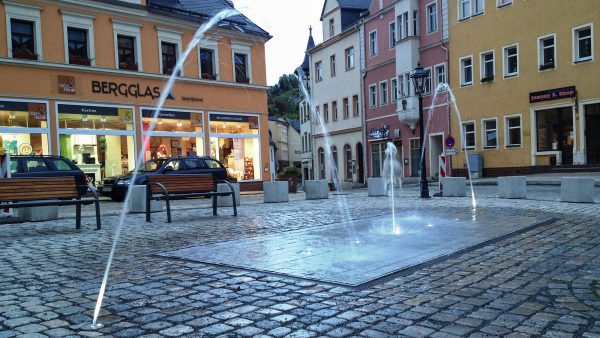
xmin=209 ymin=113 xmax=260 ymax=181
xmin=536 ymin=107 xmax=573 ymax=151
xmin=0 ymin=100 xmax=49 ymax=155
xmin=58 ymin=104 xmax=135 ymax=183
xmin=141 ymin=109 xmax=204 ymax=160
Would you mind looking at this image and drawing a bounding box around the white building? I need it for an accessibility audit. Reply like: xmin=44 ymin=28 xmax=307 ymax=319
xmin=308 ymin=0 xmax=370 ymax=187
xmin=299 ymin=27 xmax=316 ymax=183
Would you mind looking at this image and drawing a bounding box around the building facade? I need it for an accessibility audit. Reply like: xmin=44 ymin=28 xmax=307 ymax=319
xmin=268 ymin=115 xmax=301 ymax=172
xmin=309 ymin=0 xmax=369 ymax=187
xmin=299 ymin=27 xmax=315 ymax=183
xmin=0 ymin=0 xmax=271 ymax=190
xmin=449 ymin=0 xmax=600 ymax=176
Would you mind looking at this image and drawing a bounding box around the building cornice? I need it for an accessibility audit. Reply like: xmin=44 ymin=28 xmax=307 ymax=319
xmin=313 ymin=126 xmax=362 ymax=138
xmin=364 ymin=58 xmax=395 ymax=73
xmin=308 ymin=25 xmax=360 ymax=54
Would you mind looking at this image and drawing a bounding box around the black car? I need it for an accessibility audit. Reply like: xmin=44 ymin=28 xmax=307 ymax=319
xmin=98 ymin=156 xmax=228 ymax=201
xmin=7 ymin=155 xmax=89 ymax=195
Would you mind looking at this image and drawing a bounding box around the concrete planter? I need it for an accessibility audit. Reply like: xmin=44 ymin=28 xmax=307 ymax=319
xmin=305 ymin=180 xmax=329 ymax=200
xmin=17 ymin=206 xmax=58 ymax=222
xmin=498 ymin=176 xmax=527 ymax=199
xmin=561 ymin=177 xmax=594 ymax=203
xmin=217 ymin=182 xmax=240 ymax=206
xmin=127 ymin=185 xmax=162 ymax=213
xmin=367 ymin=177 xmax=387 ymax=197
xmin=442 ymin=177 xmax=467 ymax=197
xmin=263 ymin=181 xmax=289 ymax=203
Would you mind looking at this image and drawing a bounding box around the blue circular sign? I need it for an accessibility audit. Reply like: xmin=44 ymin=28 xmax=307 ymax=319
xmin=445 ymin=135 xmax=455 ymax=148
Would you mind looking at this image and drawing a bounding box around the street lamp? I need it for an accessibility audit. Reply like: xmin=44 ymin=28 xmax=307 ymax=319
xmin=410 ymin=62 xmax=430 ymax=199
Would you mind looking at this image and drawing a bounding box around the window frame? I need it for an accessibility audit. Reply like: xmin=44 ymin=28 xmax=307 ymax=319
xmin=391 ymin=78 xmax=398 ymax=102
xmin=330 ymin=54 xmax=336 ymax=76
xmin=573 ymin=23 xmax=593 ymax=63
xmin=504 ymin=114 xmax=522 ymax=148
xmin=323 ymin=103 xmax=329 ymax=123
xmin=369 ymin=84 xmax=377 ymax=107
xmin=343 ymin=98 xmax=349 ymax=119
xmin=352 ymin=95 xmax=360 ymax=117
xmin=199 ymin=38 xmax=219 ymax=80
xmin=332 ymin=101 xmax=338 ymax=121
xmin=369 ymin=30 xmax=378 ymax=56
xmin=231 ymin=41 xmax=252 ymax=84
xmin=480 ymin=50 xmax=495 ymax=82
xmin=62 ymin=12 xmax=95 ymax=66
xmin=462 ymin=120 xmax=476 ymax=150
xmin=329 ymin=18 xmax=335 ymax=37
xmin=459 ymin=0 xmax=471 ymax=20
xmin=5 ymin=2 xmax=43 ymax=60
xmin=503 ymin=43 xmax=519 ymax=78
xmin=426 ymin=1 xmax=438 ymax=34
xmin=434 ymin=63 xmax=446 ymax=90
xmin=379 ymin=80 xmax=388 ymax=106
xmin=315 ymin=61 xmax=323 ymax=81
xmin=538 ymin=33 xmax=556 ymax=71
xmin=344 ymin=144 xmax=352 ymax=180
xmin=389 ymin=21 xmax=396 ymax=48
xmin=345 ymin=47 xmax=355 ymax=70
xmin=157 ymin=28 xmax=182 ymax=76
xmin=459 ymin=55 xmax=473 ymax=86
xmin=112 ymin=20 xmax=143 ymax=71
xmin=497 ymin=0 xmax=512 ymax=8
xmin=423 ymin=67 xmax=432 ymax=95
xmin=481 ymin=118 xmax=498 ymax=149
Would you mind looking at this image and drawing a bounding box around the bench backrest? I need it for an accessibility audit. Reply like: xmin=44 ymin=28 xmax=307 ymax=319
xmin=147 ymin=174 xmax=216 ymax=194
xmin=0 ymin=177 xmax=80 ymax=202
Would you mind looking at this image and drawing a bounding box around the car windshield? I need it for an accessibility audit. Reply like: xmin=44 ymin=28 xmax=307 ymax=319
xmin=139 ymin=159 xmax=167 ymax=172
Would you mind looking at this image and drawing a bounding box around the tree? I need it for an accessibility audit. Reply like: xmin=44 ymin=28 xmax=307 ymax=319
xmin=268 ymin=73 xmax=300 ymax=120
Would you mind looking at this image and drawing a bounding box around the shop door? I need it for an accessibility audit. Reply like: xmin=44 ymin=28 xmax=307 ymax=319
xmin=585 ymin=104 xmax=600 ymax=164
xmin=410 ymin=139 xmax=420 ymax=177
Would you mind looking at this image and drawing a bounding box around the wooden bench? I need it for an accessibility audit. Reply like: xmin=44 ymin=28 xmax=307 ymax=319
xmin=0 ymin=176 xmax=101 ymax=230
xmin=146 ymin=174 xmax=237 ymax=223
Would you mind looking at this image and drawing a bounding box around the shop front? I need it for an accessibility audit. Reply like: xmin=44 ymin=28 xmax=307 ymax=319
xmin=367 ymin=122 xmax=403 ymax=178
xmin=141 ymin=108 xmax=204 ymax=160
xmin=0 ymin=99 xmax=50 ymax=156
xmin=57 ymin=103 xmax=136 ymax=184
xmin=209 ymin=113 xmax=260 ymax=181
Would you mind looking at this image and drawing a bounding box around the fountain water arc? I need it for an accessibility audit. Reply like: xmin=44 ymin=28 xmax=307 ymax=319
xmin=90 ymin=9 xmax=240 ymax=329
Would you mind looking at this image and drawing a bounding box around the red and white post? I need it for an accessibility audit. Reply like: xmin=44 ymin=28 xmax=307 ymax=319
xmin=438 ymin=154 xmax=446 ymax=192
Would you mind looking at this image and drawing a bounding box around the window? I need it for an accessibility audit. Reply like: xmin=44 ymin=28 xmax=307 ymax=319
xmin=200 ymin=48 xmax=216 ymax=79
xmin=423 ymin=68 xmax=432 ymax=94
xmin=67 ymin=28 xmax=89 ymax=65
xmin=318 ymin=148 xmax=325 ymax=179
xmin=117 ymin=35 xmax=137 ymax=70
xmin=332 ymin=101 xmax=338 ymax=121
xmin=6 ymin=3 xmax=42 ymax=60
xmin=460 ymin=56 xmax=473 ymax=86
xmin=323 ymin=103 xmax=329 ymax=122
xmin=398 ymin=12 xmax=409 ymax=40
xmin=113 ymin=20 xmax=142 ymax=71
xmin=330 ymin=55 xmax=336 ymax=76
xmin=10 ymin=19 xmax=36 ymax=60
xmin=480 ymin=51 xmax=494 ymax=82
xmin=462 ymin=122 xmax=475 ymax=150
xmin=331 ymin=146 xmax=338 ymax=179
xmin=344 ymin=144 xmax=352 ymax=180
xmin=504 ymin=45 xmax=518 ymax=77
xmin=413 ymin=10 xmax=419 ymax=36
xmin=536 ymin=108 xmax=573 ymax=152
xmin=161 ymin=41 xmax=177 ymax=75
xmin=380 ymin=82 xmax=388 ymax=105
xmin=391 ymin=78 xmax=398 ymax=102
xmin=315 ymin=61 xmax=323 ymax=81
xmin=345 ymin=47 xmax=354 ymax=69
xmin=435 ymin=64 xmax=446 ymax=89
xmin=399 ymin=72 xmax=411 ymax=97
xmin=25 ymin=158 xmax=49 ymax=172
xmin=369 ymin=85 xmax=377 ymax=107
xmin=574 ymin=25 xmax=593 ymax=62
xmin=538 ymin=35 xmax=555 ymax=70
xmin=369 ymin=30 xmax=378 ymax=56
xmin=389 ymin=22 xmax=396 ymax=48
xmin=497 ymin=0 xmax=512 ymax=7
xmin=482 ymin=119 xmax=497 ymax=148
xmin=459 ymin=0 xmax=471 ymax=20
xmin=506 ymin=116 xmax=521 ymax=147
xmin=427 ymin=2 xmax=438 ymax=33
xmin=353 ymin=95 xmax=359 ymax=116
xmin=234 ymin=53 xmax=251 ymax=83
xmin=329 ymin=18 xmax=335 ymax=37
xmin=343 ymin=98 xmax=349 ymax=119
xmin=473 ymin=0 xmax=484 ymax=15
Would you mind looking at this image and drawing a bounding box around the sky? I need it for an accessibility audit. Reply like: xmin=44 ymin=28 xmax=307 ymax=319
xmin=233 ymin=0 xmax=324 ymax=86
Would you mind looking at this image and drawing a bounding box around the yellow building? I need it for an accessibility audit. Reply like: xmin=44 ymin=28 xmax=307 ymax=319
xmin=449 ymin=0 xmax=599 ymax=176
xmin=0 ymin=0 xmax=271 ymax=190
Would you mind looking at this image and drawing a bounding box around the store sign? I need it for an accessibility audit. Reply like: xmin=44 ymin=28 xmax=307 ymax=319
xmin=210 ymin=114 xmax=250 ymax=123
xmin=58 ymin=76 xmax=76 ymax=94
xmin=0 ymin=100 xmax=28 ymax=112
xmin=0 ymin=101 xmax=46 ymax=120
xmin=529 ymin=86 xmax=576 ymax=103
xmin=142 ymin=109 xmax=191 ymax=120
xmin=369 ymin=124 xmax=390 ymax=139
xmin=182 ymin=96 xmax=204 ymax=102
xmin=91 ymin=80 xmax=174 ymax=100
xmin=248 ymin=116 xmax=259 ymax=129
xmin=58 ymin=104 xmax=119 ymax=116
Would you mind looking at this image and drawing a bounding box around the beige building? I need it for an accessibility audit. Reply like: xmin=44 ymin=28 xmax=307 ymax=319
xmin=449 ymin=0 xmax=599 ymax=176
xmin=268 ymin=115 xmax=301 ymax=172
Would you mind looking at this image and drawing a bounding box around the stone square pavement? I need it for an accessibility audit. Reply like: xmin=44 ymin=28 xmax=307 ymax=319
xmin=1 ymin=187 xmax=599 ymax=337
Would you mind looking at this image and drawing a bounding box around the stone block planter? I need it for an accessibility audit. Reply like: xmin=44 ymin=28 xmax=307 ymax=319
xmin=17 ymin=206 xmax=58 ymax=222
xmin=561 ymin=177 xmax=594 ymax=203
xmin=497 ymin=176 xmax=527 ymax=199
xmin=127 ymin=185 xmax=162 ymax=213
xmin=305 ymin=180 xmax=329 ymax=200
xmin=442 ymin=177 xmax=466 ymax=197
xmin=368 ymin=177 xmax=387 ymax=197
xmin=263 ymin=181 xmax=289 ymax=203
xmin=217 ymin=182 xmax=241 ymax=206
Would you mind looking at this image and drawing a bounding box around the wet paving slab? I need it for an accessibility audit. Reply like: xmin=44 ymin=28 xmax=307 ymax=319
xmin=159 ymin=207 xmax=554 ymax=287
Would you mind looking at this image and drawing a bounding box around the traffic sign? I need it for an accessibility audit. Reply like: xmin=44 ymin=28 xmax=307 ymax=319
xmin=445 ymin=135 xmax=455 ymax=148
xmin=445 ymin=148 xmax=458 ymax=156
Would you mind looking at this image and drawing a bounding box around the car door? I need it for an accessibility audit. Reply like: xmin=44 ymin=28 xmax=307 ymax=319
xmin=184 ymin=158 xmax=207 ymax=175
xmin=162 ymin=159 xmax=185 ymax=175
xmin=203 ymin=158 xmax=226 ymax=180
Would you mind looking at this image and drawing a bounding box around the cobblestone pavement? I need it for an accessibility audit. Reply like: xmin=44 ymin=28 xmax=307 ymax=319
xmin=1 ymin=187 xmax=599 ymax=337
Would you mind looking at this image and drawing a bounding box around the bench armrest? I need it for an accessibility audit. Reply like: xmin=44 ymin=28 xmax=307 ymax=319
xmin=78 ymin=183 xmax=100 ymax=200
xmin=217 ymin=180 xmax=237 ymax=194
xmin=147 ymin=181 xmax=169 ymax=197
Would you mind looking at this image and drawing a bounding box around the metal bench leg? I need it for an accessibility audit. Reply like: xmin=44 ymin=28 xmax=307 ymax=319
xmin=75 ymin=203 xmax=82 ymax=229
xmin=146 ymin=186 xmax=151 ymax=222
xmin=95 ymin=200 xmax=101 ymax=230
xmin=232 ymin=193 xmax=237 ymax=216
xmin=212 ymin=195 xmax=217 ymax=216
xmin=165 ymin=195 xmax=172 ymax=223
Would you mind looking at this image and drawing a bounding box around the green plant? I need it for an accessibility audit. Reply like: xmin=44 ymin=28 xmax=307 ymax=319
xmin=280 ymin=166 xmax=301 ymax=178
xmin=226 ymin=172 xmax=238 ymax=182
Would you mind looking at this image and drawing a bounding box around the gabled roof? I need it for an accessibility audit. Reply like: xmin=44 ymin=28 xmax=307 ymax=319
xmin=146 ymin=0 xmax=271 ymax=40
xmin=285 ymin=119 xmax=301 ymax=133
xmin=320 ymin=0 xmax=371 ymax=20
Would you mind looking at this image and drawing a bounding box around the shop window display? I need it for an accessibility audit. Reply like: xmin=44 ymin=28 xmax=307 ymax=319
xmin=141 ymin=109 xmax=204 ymax=161
xmin=0 ymin=101 xmax=49 ymax=155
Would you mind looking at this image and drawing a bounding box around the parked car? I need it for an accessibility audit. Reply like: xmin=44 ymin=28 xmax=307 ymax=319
xmin=97 ymin=156 xmax=228 ymax=201
xmin=6 ymin=155 xmax=89 ymax=195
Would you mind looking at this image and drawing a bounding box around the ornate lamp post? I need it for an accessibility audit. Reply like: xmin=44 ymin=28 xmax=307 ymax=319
xmin=410 ymin=63 xmax=430 ymax=199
